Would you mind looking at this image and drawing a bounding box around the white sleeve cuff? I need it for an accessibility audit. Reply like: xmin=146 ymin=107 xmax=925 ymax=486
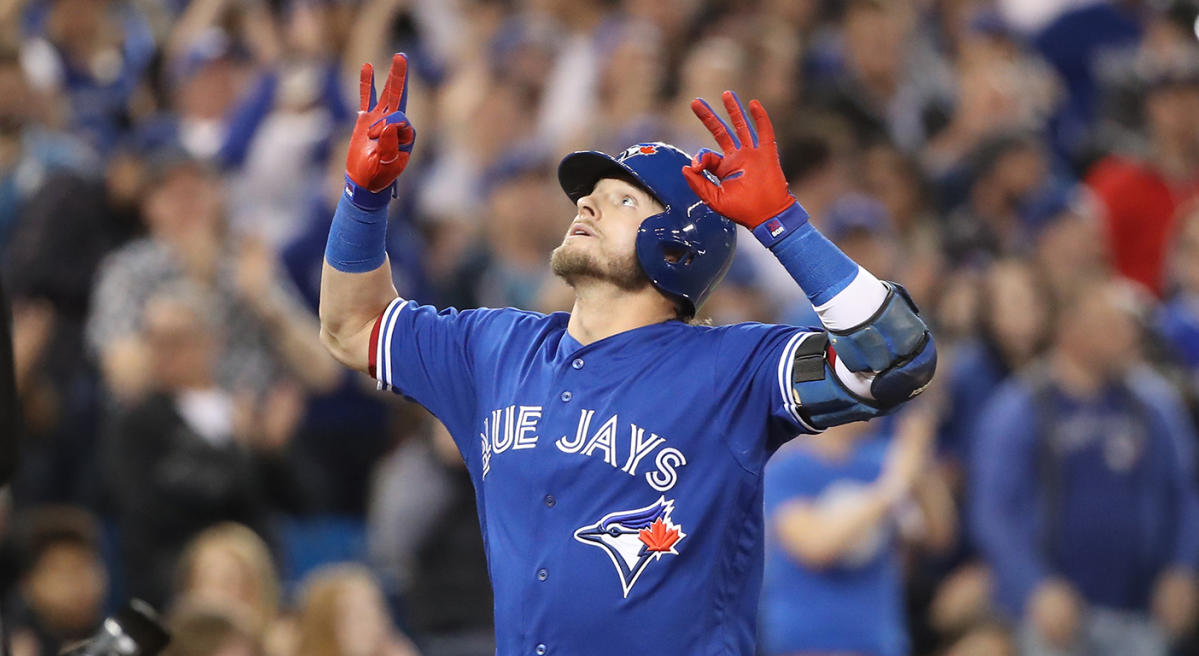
xmin=812 ymin=267 xmax=889 ymax=332
xmin=374 ymin=298 xmax=409 ymax=391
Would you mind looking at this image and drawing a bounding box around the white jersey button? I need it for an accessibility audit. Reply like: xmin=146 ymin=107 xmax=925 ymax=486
xmin=560 ymin=391 xmax=572 ymax=402
xmin=572 ymin=358 xmax=584 ymax=369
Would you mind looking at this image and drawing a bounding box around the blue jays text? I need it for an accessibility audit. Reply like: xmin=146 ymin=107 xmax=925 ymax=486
xmin=479 ymin=404 xmax=687 ymax=491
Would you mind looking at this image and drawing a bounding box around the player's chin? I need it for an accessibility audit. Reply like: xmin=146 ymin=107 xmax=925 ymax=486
xmin=554 ymin=235 xmax=594 ymax=261
xmin=551 ymin=243 xmax=599 ymax=280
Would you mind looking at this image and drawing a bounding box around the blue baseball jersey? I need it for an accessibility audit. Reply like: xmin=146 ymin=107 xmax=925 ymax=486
xmin=369 ymin=299 xmax=822 ymax=655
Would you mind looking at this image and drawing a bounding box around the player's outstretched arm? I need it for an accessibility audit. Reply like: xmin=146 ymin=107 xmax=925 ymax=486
xmin=319 ymin=53 xmax=415 ymax=374
xmin=684 ymin=91 xmax=936 ymax=428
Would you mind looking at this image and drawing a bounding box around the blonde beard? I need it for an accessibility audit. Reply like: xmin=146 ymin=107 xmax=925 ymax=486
xmin=549 ymin=242 xmax=650 ymax=291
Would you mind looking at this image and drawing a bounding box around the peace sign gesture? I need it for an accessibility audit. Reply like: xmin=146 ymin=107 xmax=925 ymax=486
xmin=682 ymin=91 xmax=796 ymax=230
xmin=345 ymin=53 xmax=417 ymax=208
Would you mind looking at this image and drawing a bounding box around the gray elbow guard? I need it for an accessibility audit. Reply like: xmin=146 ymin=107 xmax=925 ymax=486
xmin=828 ymin=283 xmax=928 ymax=372
xmin=790 ymin=283 xmax=937 ymax=429
xmin=829 ymin=282 xmax=936 ymax=407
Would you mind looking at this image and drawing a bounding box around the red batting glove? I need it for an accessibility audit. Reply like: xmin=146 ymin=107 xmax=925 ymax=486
xmin=346 ymin=53 xmax=416 ymax=194
xmin=682 ymin=91 xmax=795 ymax=229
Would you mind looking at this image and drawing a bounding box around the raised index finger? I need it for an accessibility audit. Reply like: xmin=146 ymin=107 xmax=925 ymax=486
xmin=359 ymin=63 xmax=376 ymax=112
xmin=690 ymin=97 xmax=740 ymax=153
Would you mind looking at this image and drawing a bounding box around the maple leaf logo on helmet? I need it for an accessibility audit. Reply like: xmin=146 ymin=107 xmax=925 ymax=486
xmin=574 ymin=497 xmax=687 ymax=597
xmin=617 ymin=143 xmax=660 ymax=162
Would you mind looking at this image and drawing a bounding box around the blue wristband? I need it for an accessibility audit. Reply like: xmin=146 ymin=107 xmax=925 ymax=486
xmin=324 ymin=191 xmax=389 ymax=273
xmin=767 ymin=203 xmax=860 ymax=306
xmin=751 ymin=202 xmax=810 ymax=248
xmin=343 ymin=174 xmax=394 ymax=211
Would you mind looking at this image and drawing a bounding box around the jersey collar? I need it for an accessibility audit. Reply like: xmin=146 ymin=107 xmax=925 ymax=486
xmin=557 ymin=318 xmax=689 ymax=362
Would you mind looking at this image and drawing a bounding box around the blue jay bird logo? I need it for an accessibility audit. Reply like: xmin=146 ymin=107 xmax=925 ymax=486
xmin=574 ymin=496 xmax=686 ymax=598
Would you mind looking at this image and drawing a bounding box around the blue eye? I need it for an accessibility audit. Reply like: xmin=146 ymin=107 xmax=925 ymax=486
xmin=620 ymin=196 xmax=636 ymax=207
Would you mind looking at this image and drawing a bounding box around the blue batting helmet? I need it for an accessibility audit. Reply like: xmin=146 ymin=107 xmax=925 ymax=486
xmin=557 ymin=142 xmax=737 ymax=316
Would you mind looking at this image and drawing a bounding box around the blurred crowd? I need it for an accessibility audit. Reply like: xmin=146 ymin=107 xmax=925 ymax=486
xmin=5 ymin=0 xmax=1199 ymax=655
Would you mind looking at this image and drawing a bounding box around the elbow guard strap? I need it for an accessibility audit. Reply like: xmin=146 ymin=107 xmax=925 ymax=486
xmin=788 ymin=332 xmax=937 ymax=430
xmin=789 ymin=332 xmax=882 ymax=430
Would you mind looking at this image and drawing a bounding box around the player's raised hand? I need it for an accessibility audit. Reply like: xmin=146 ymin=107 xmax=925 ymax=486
xmin=682 ymin=91 xmax=795 ymax=229
xmin=345 ymin=53 xmax=416 ymax=206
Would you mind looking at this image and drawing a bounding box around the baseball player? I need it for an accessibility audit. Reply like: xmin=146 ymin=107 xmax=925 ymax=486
xmin=320 ymin=54 xmax=936 ymax=655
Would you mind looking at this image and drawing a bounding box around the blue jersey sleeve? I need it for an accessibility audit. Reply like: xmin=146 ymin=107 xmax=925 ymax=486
xmin=369 ymin=299 xmax=499 ymax=464
xmin=713 ymin=322 xmax=823 ymax=462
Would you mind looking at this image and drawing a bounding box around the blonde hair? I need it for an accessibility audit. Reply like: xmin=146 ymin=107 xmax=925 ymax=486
xmin=295 ymin=564 xmax=384 ymax=656
xmin=175 ymin=523 xmax=280 ymax=632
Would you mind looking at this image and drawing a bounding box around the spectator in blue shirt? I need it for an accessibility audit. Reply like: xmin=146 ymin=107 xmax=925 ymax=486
xmin=972 ymin=276 xmax=1199 ymax=656
xmin=761 ymin=405 xmax=954 ymax=656
xmin=0 ymin=45 xmax=97 ymax=248
xmin=18 ymin=0 xmax=155 ymax=155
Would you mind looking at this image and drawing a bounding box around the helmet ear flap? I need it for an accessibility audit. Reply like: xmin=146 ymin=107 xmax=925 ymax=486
xmin=635 ymin=206 xmax=735 ymax=315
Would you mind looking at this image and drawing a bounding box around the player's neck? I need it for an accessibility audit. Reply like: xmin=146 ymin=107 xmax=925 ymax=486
xmin=566 ymin=283 xmax=676 ymax=346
